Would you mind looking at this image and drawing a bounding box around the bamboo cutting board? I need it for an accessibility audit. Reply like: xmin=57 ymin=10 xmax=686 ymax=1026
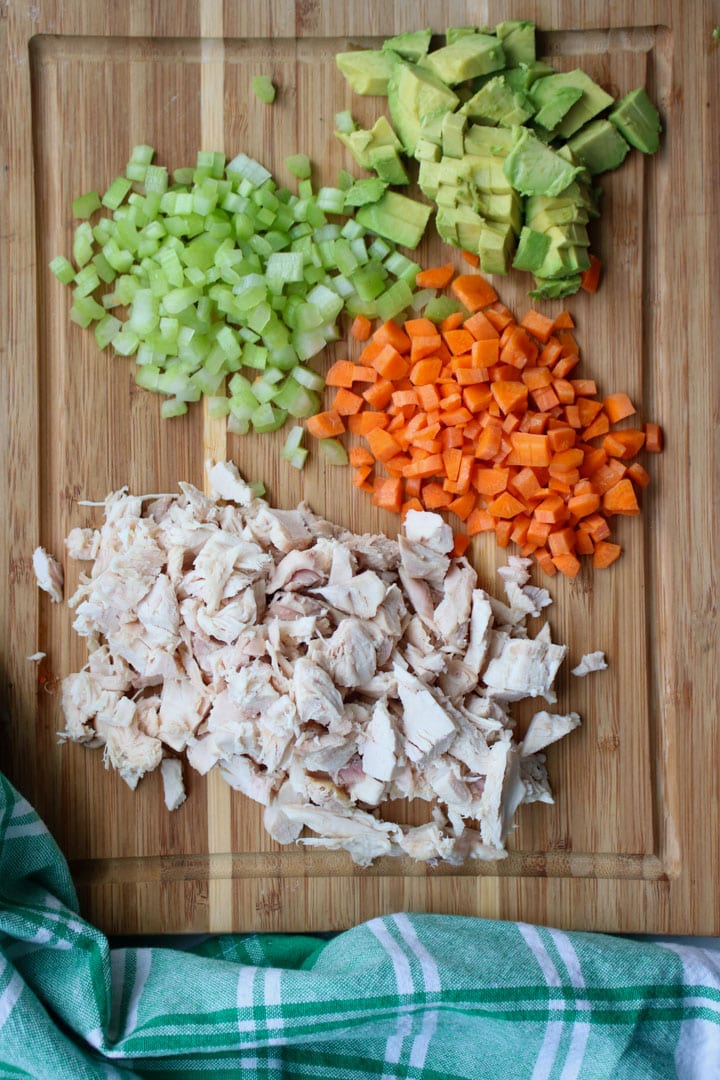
xmin=1 ymin=0 xmax=718 ymax=936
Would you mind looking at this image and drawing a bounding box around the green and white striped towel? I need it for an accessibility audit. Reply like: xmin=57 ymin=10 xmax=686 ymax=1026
xmin=0 ymin=770 xmax=718 ymax=1079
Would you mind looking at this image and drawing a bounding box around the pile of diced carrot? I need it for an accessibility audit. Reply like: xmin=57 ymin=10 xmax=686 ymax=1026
xmin=306 ymin=267 xmax=662 ymax=578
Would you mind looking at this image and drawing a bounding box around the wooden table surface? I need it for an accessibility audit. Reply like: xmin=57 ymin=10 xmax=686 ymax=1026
xmin=1 ymin=0 xmax=718 ymax=935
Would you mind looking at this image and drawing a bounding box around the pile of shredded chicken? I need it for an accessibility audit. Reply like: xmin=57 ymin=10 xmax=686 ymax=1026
xmin=52 ymin=460 xmax=583 ymax=866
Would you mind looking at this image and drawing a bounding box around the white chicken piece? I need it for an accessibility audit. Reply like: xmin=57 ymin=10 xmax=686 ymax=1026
xmin=263 ymin=782 xmax=305 ymax=845
xmin=103 ymin=724 xmax=163 ymax=790
xmin=65 ymin=527 xmax=100 ymax=561
xmin=196 ymin=591 xmax=259 ymax=644
xmin=426 ymin=757 xmax=472 ymax=813
xmin=395 ymin=669 xmax=457 ymax=763
xmin=336 ymin=757 xmax=387 ymax=807
xmin=398 ymin=822 xmax=458 ymax=862
xmin=160 ymin=758 xmax=187 ymax=810
xmin=32 ymin=546 xmax=64 ymax=604
xmin=313 ymin=569 xmax=386 ymax=619
xmin=279 ymin=803 xmax=402 ymax=866
xmin=398 ymin=536 xmax=449 ymax=590
xmin=249 ymin=505 xmax=312 ymax=553
xmin=266 ymin=547 xmax=332 ymax=593
xmin=219 ymin=754 xmax=278 ymax=805
xmin=226 ymin=661 xmax=280 ymax=713
xmin=136 ymin=574 xmax=181 ymax=652
xmin=456 ymin=591 xmax=494 ymax=690
xmin=368 ymin=585 xmax=407 ymax=661
xmin=184 ymin=533 xmax=271 ymax=613
xmin=60 ymin=671 xmax=117 ymax=743
xmin=403 ymin=510 xmax=454 ymax=555
xmin=483 ymin=637 xmax=567 ymax=702
xmin=398 ymin=570 xmax=437 ymax=629
xmin=176 ymin=483 xmax=218 ymax=522
xmin=86 ymin=645 xmax=135 ymax=692
xmin=327 ymin=542 xmax=357 ymax=585
xmin=522 ymin=711 xmax=581 ymax=758
xmin=286 ymin=763 xmax=351 ymax=811
xmin=93 ymin=528 xmax=167 ymax=611
xmin=520 ymin=754 xmax=554 ymax=805
xmin=433 ymin=560 xmax=475 ymax=651
xmin=402 ymin=617 xmax=446 ymax=682
xmin=185 ymin=734 xmax=222 ymax=776
xmin=136 ymin=699 xmax=161 ymax=739
xmin=296 ymin=728 xmax=357 ymax=774
xmin=477 ymin=734 xmax=525 ymax=850
xmin=341 ymin=531 xmax=400 ymax=573
xmin=502 ymin=580 xmax=544 ymax=621
xmin=360 ymin=700 xmax=399 ymax=782
xmin=496 ymin=556 xmax=533 ymax=587
xmin=95 ymin=695 xmax=137 ymax=732
xmin=292 ymin=657 xmax=344 ymax=726
xmin=158 ymin=677 xmax=210 ymax=751
xmin=572 ymin=651 xmax=608 ymax=677
xmin=206 ymin=459 xmax=257 ymax=506
xmin=323 ymin=618 xmax=377 ymax=689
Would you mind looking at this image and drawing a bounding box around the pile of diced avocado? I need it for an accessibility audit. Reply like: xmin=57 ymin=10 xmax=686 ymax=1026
xmin=335 ymin=22 xmax=661 ymax=298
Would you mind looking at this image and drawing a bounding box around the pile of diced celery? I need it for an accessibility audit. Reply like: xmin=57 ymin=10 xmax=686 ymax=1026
xmin=50 ymin=146 xmax=434 ymax=467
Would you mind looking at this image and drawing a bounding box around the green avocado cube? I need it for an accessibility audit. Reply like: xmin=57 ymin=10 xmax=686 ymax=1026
xmin=387 ymin=62 xmax=460 ymax=153
xmin=382 ymin=28 xmax=432 ymax=62
xmin=495 ymin=20 xmax=536 ymax=66
xmin=503 ymin=127 xmax=583 ymax=196
xmin=530 ymin=70 xmax=615 ymax=138
xmin=544 ymin=223 xmax=590 ymax=249
xmin=534 ymin=86 xmax=584 ymax=131
xmin=512 ymin=227 xmax=551 ymax=272
xmin=609 ymin=87 xmax=662 ymax=154
xmin=461 ymin=74 xmax=535 ymax=127
xmin=567 ymin=119 xmax=630 ymax=174
xmin=436 ymin=205 xmax=486 ymax=251
xmin=336 ymin=49 xmax=399 ymax=95
xmin=335 ymin=115 xmax=402 ymax=170
xmin=355 ymin=190 xmax=432 ymax=248
xmin=475 ymin=191 xmax=522 ymax=233
xmin=504 ymin=61 xmax=555 ymax=94
xmin=463 ymin=123 xmax=515 ymax=157
xmin=419 ymin=33 xmax=506 ymax=85
xmin=441 ymin=112 xmax=467 ymax=158
xmin=418 ymin=110 xmax=446 ymax=147
xmin=417 ymin=160 xmax=442 ymax=198
xmin=414 ymin=139 xmax=441 ymax=163
xmin=479 ymin=220 xmax=515 ymax=275
xmin=527 ymin=205 xmax=590 ymax=231
xmin=529 ymin=274 xmax=583 ymax=299
xmin=368 ymin=145 xmax=410 ymax=185
xmin=446 ymin=27 xmax=482 ymax=46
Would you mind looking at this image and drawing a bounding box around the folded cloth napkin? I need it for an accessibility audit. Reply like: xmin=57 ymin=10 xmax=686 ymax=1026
xmin=0 ymin=770 xmax=718 ymax=1079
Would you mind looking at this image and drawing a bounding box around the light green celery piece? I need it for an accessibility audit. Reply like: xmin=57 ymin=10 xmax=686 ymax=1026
xmin=102 ymin=176 xmax=133 ymax=210
xmin=72 ymin=191 xmax=102 ymax=219
xmin=49 ymin=255 xmax=76 ymax=284
xmin=252 ymin=75 xmax=276 ymax=104
xmin=319 ymin=439 xmax=349 ymax=466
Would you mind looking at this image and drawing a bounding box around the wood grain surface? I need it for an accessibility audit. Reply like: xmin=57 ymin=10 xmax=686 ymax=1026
xmin=1 ymin=0 xmax=718 ymax=935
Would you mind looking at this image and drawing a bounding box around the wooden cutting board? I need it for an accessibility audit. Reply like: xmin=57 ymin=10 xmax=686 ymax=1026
xmin=2 ymin=0 xmax=718 ymax=936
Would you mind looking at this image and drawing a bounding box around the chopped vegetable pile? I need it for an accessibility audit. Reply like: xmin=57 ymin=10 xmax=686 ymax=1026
xmin=50 ymin=146 xmax=436 ymax=434
xmin=49 ymin=460 xmax=586 ymax=865
xmin=335 ymin=21 xmax=662 ymax=296
xmin=309 ymin=266 xmax=662 ymax=576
